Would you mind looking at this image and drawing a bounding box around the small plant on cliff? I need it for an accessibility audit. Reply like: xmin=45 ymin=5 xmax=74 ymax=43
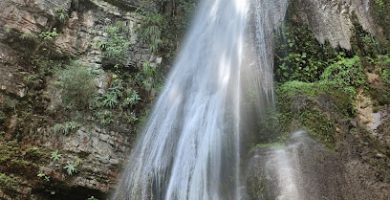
xmin=98 ymin=79 xmax=124 ymax=109
xmin=121 ymin=89 xmax=141 ymax=108
xmin=50 ymin=150 xmax=62 ymax=162
xmin=98 ymin=21 xmax=130 ymax=68
xmin=87 ymin=196 xmax=99 ymax=200
xmin=136 ymin=61 xmax=158 ymax=92
xmin=55 ymin=9 xmax=69 ymax=23
xmin=64 ymin=161 xmax=77 ymax=176
xmin=37 ymin=171 xmax=50 ymax=182
xmin=39 ymin=28 xmax=59 ymax=44
xmin=0 ymin=173 xmax=18 ymax=190
xmin=96 ymin=110 xmax=114 ymax=125
xmin=138 ymin=11 xmax=165 ymax=53
xmin=52 ymin=121 xmax=81 ymax=135
xmin=55 ymin=63 xmax=97 ymax=109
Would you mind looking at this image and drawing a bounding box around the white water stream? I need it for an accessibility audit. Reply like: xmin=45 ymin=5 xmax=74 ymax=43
xmin=113 ymin=0 xmax=288 ymax=199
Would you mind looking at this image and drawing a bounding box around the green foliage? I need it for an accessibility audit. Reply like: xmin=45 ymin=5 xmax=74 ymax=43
xmin=96 ymin=110 xmax=114 ymax=125
xmin=52 ymin=121 xmax=81 ymax=135
xmin=97 ymin=79 xmax=123 ymax=109
xmin=87 ymin=196 xmax=99 ymax=200
xmin=321 ymin=56 xmax=366 ymax=93
xmin=56 ymin=9 xmax=69 ymax=23
xmin=19 ymin=31 xmax=39 ymax=42
xmin=50 ymin=150 xmax=62 ymax=162
xmin=138 ymin=11 xmax=165 ymax=53
xmin=2 ymin=96 xmax=18 ymax=112
xmin=274 ymin=23 xmax=338 ymax=83
xmin=376 ymin=55 xmax=390 ymax=84
xmin=99 ymin=21 xmax=130 ymax=67
xmin=64 ymin=161 xmax=77 ymax=176
xmin=122 ymin=89 xmax=141 ymax=108
xmin=371 ymin=0 xmax=390 ymax=46
xmin=278 ymin=80 xmax=333 ymax=97
xmin=37 ymin=171 xmax=50 ymax=182
xmin=100 ymin=90 xmax=120 ymax=109
xmin=124 ymin=111 xmax=138 ymax=124
xmin=39 ymin=28 xmax=59 ymax=44
xmin=55 ymin=63 xmax=97 ymax=109
xmin=299 ymin=110 xmax=336 ymax=146
xmin=0 ymin=173 xmax=17 ymax=189
xmin=136 ymin=61 xmax=159 ymax=92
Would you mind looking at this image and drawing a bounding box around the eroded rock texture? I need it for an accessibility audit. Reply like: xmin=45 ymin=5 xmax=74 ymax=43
xmin=289 ymin=0 xmax=383 ymax=49
xmin=0 ymin=0 xmax=159 ymax=199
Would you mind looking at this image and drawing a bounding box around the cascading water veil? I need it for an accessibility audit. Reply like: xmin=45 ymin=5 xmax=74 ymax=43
xmin=113 ymin=0 xmax=288 ymax=199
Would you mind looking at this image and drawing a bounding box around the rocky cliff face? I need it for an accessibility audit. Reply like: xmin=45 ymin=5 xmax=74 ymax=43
xmin=247 ymin=0 xmax=390 ymax=199
xmin=287 ymin=0 xmax=387 ymax=49
xmin=0 ymin=0 xmax=388 ymax=199
xmin=0 ymin=0 xmax=171 ymax=199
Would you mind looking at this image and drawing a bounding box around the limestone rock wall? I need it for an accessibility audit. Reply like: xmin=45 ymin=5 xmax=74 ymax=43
xmin=289 ymin=0 xmax=382 ymax=49
xmin=0 ymin=0 xmax=161 ymax=199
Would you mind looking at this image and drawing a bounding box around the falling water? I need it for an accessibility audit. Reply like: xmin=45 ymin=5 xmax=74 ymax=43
xmin=113 ymin=0 xmax=288 ymax=199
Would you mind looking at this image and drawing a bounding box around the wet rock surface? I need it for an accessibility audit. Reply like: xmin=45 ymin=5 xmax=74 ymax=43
xmin=247 ymin=131 xmax=390 ymax=200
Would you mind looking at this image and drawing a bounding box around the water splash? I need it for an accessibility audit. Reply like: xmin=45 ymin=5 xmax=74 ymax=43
xmin=113 ymin=0 xmax=288 ymax=199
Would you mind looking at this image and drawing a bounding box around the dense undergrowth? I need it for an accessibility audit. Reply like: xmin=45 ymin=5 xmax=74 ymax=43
xmin=269 ymin=12 xmax=390 ymax=149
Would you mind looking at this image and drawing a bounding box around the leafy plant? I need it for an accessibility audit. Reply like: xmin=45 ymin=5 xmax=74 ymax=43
xmin=56 ymin=9 xmax=69 ymax=23
xmin=376 ymin=55 xmax=390 ymax=84
xmin=98 ymin=21 xmax=130 ymax=67
xmin=136 ymin=61 xmax=158 ymax=91
xmin=138 ymin=11 xmax=165 ymax=53
xmin=321 ymin=56 xmax=366 ymax=89
xmin=52 ymin=121 xmax=81 ymax=135
xmin=122 ymin=89 xmax=141 ymax=108
xmin=124 ymin=112 xmax=138 ymax=124
xmin=64 ymin=161 xmax=77 ymax=176
xmin=96 ymin=110 xmax=114 ymax=125
xmin=37 ymin=171 xmax=50 ymax=182
xmin=274 ymin=23 xmax=338 ymax=83
xmin=50 ymin=150 xmax=62 ymax=162
xmin=87 ymin=196 xmax=99 ymax=200
xmin=19 ymin=31 xmax=39 ymax=42
xmin=39 ymin=28 xmax=59 ymax=44
xmin=55 ymin=63 xmax=97 ymax=109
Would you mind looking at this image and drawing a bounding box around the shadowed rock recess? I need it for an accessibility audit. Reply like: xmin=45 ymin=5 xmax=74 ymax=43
xmin=0 ymin=0 xmax=389 ymax=199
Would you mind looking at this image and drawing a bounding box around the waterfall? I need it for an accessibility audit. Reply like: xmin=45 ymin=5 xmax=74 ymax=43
xmin=113 ymin=0 xmax=288 ymax=199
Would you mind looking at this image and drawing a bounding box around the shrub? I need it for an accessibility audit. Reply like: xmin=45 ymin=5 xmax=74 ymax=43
xmin=52 ymin=121 xmax=81 ymax=135
xmin=39 ymin=28 xmax=59 ymax=44
xmin=55 ymin=63 xmax=96 ymax=109
xmin=321 ymin=56 xmax=366 ymax=89
xmin=136 ymin=61 xmax=158 ymax=91
xmin=138 ymin=11 xmax=165 ymax=53
xmin=376 ymin=55 xmax=390 ymax=84
xmin=0 ymin=173 xmax=18 ymax=189
xmin=96 ymin=110 xmax=114 ymax=125
xmin=55 ymin=9 xmax=69 ymax=23
xmin=98 ymin=22 xmax=130 ymax=67
xmin=122 ymin=89 xmax=141 ymax=108
xmin=274 ymin=23 xmax=338 ymax=83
